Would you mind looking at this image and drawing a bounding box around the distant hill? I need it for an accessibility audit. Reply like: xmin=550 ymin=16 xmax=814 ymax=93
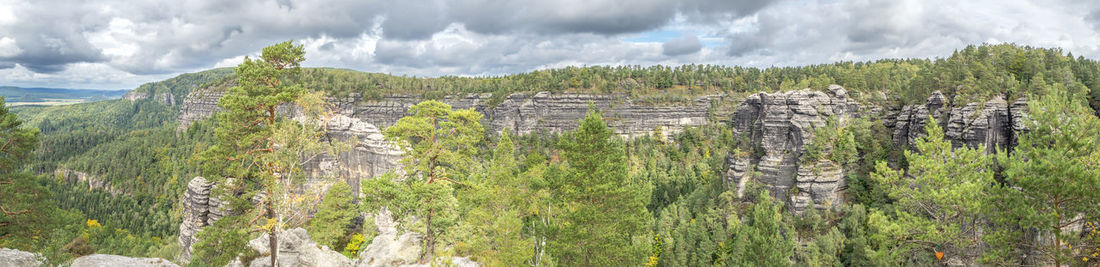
xmin=0 ymin=86 xmax=130 ymax=106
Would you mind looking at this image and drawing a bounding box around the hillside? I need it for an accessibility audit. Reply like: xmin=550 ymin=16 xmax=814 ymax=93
xmin=2 ymin=43 xmax=1099 ymax=266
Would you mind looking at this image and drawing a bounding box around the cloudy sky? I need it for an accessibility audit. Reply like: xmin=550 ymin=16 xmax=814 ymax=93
xmin=2 ymin=0 xmax=1099 ymax=90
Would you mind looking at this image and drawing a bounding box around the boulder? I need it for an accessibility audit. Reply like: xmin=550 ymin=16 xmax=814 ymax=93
xmin=0 ymin=248 xmax=40 ymax=267
xmin=71 ymin=254 xmax=178 ymax=267
xmin=245 ymin=228 xmax=353 ymax=267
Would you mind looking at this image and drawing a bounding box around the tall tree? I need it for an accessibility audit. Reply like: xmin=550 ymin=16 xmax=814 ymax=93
xmin=548 ymin=108 xmax=651 ymax=266
xmin=985 ymin=86 xmax=1100 ymax=266
xmin=194 ymin=40 xmax=339 ymax=267
xmin=871 ymin=117 xmax=994 ymax=264
xmin=729 ymin=191 xmax=795 ymax=267
xmin=361 ymin=100 xmax=484 ymax=262
xmin=0 ymin=96 xmax=58 ymax=250
xmin=308 ymin=182 xmax=357 ymax=250
xmin=455 ymin=132 xmax=535 ymax=266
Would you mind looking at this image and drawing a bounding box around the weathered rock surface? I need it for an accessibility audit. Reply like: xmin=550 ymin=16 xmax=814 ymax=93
xmin=245 ymin=228 xmax=353 ymax=267
xmin=177 ymin=176 xmax=226 ymax=264
xmin=303 ymin=115 xmax=404 ymax=197
xmin=177 ymin=89 xmax=713 ymax=137
xmin=885 ymin=91 xmax=1028 ymax=152
xmin=357 ymin=209 xmax=422 ymax=267
xmin=725 ymin=86 xmax=860 ymax=212
xmin=354 ymin=209 xmax=480 ymax=267
xmin=55 ymin=169 xmax=120 ymax=195
xmin=727 ymin=88 xmax=1031 ymax=213
xmin=71 ymin=254 xmax=179 ymax=267
xmin=0 ymin=248 xmax=40 ymax=267
xmin=123 ymin=91 xmax=177 ymax=106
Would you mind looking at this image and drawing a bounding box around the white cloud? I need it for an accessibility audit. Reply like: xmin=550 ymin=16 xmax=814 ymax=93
xmin=2 ymin=0 xmax=1100 ymax=89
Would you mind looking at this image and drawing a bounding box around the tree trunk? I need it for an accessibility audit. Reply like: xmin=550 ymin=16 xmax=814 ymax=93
xmin=422 ymin=207 xmax=435 ymax=264
xmin=268 ymin=195 xmax=278 ymax=267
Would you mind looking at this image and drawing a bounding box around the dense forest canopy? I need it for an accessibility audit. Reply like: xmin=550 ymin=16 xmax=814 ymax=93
xmin=0 ymin=43 xmax=1098 ymax=266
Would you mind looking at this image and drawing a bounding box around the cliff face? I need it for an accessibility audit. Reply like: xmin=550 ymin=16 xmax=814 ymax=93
xmin=885 ymin=91 xmax=1029 ymax=153
xmin=177 ymin=89 xmax=713 ymax=137
xmin=726 ymin=87 xmax=1029 ymax=213
xmin=725 ymin=86 xmax=860 ymax=213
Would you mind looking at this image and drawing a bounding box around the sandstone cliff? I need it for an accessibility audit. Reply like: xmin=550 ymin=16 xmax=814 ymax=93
xmin=726 ymin=87 xmax=1029 ymax=213
xmin=177 ymin=87 xmax=714 ymax=137
xmin=725 ymin=86 xmax=860 ymax=213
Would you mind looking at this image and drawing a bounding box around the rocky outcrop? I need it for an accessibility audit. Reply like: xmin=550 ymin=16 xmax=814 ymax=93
xmin=0 ymin=248 xmax=41 ymax=267
xmin=177 ymin=176 xmax=226 ymax=264
xmin=71 ymin=254 xmax=179 ymax=267
xmin=177 ymin=89 xmax=713 ymax=137
xmin=55 ymin=169 xmax=120 ymax=195
xmin=355 ymin=209 xmax=480 ymax=267
xmin=357 ymin=209 xmax=422 ymax=267
xmin=177 ymin=88 xmax=225 ymax=131
xmin=725 ymin=86 xmax=860 ymax=212
xmin=246 ymin=228 xmax=354 ymax=267
xmin=123 ymin=91 xmax=177 ymax=106
xmin=303 ymin=115 xmax=403 ymax=197
xmin=727 ymin=88 xmax=1031 ymax=213
xmin=885 ymin=91 xmax=1028 ymax=152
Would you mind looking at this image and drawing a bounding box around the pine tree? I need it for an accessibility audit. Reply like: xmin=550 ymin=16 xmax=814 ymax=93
xmin=871 ymin=116 xmax=994 ymax=264
xmin=308 ymin=182 xmax=357 ymax=250
xmin=0 ymin=96 xmax=58 ymax=250
xmin=456 ymin=132 xmax=534 ymax=266
xmin=361 ymin=100 xmax=484 ymax=262
xmin=193 ymin=41 xmax=341 ymax=267
xmin=985 ymin=86 xmax=1100 ymax=266
xmin=549 ymin=108 xmax=651 ymax=266
xmin=729 ymin=191 xmax=794 ymax=267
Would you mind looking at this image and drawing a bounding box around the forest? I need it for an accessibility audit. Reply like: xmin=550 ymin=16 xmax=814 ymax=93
xmin=0 ymin=42 xmax=1098 ymax=266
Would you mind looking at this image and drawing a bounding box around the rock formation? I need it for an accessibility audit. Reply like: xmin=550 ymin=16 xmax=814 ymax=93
xmin=885 ymin=91 xmax=1029 ymax=152
xmin=245 ymin=228 xmax=354 ymax=267
xmin=727 ymin=87 xmax=1031 ymax=213
xmin=177 ymin=176 xmax=226 ymax=264
xmin=54 ymin=169 xmax=120 ymax=195
xmin=177 ymin=88 xmax=714 ymax=137
xmin=71 ymin=254 xmax=179 ymax=267
xmin=123 ymin=90 xmax=177 ymax=106
xmin=724 ymin=86 xmax=860 ymax=212
xmin=0 ymin=248 xmax=41 ymax=267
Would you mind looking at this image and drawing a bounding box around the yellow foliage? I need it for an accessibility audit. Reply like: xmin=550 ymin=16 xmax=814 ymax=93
xmin=86 ymin=219 xmax=101 ymax=228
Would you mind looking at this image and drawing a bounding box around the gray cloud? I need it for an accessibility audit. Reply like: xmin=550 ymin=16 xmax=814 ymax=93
xmin=663 ymin=34 xmax=702 ymax=56
xmin=1 ymin=0 xmax=1099 ymax=90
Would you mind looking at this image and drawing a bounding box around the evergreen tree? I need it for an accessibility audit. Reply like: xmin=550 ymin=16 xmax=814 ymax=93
xmin=456 ymin=132 xmax=534 ymax=266
xmin=871 ymin=117 xmax=994 ymax=264
xmin=308 ymin=182 xmax=357 ymax=250
xmin=194 ymin=40 xmax=340 ymax=267
xmin=361 ymin=100 xmax=484 ymax=262
xmin=985 ymin=86 xmax=1100 ymax=266
xmin=548 ymin=108 xmax=651 ymax=266
xmin=729 ymin=191 xmax=794 ymax=267
xmin=0 ymin=96 xmax=58 ymax=250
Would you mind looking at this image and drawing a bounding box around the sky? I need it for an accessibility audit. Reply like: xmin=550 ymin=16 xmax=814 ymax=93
xmin=2 ymin=0 xmax=1100 ymax=90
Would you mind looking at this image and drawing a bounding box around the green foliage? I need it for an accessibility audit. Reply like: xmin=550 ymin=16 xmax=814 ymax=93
xmin=984 ymin=87 xmax=1100 ymax=266
xmin=0 ymin=96 xmax=59 ymax=250
xmin=453 ymin=132 xmax=535 ymax=266
xmin=362 ymin=100 xmax=485 ymax=262
xmin=870 ymin=117 xmax=994 ymax=264
xmin=729 ymin=191 xmax=795 ymax=267
xmin=195 ymin=40 xmax=341 ymax=266
xmin=546 ymin=108 xmax=652 ymax=266
xmin=191 ymin=215 xmax=252 ymax=267
xmin=308 ymin=182 xmax=357 ymax=250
